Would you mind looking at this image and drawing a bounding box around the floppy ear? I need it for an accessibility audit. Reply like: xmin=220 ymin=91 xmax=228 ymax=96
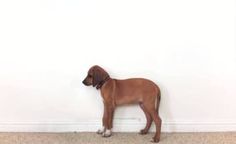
xmin=92 ymin=68 xmax=103 ymax=87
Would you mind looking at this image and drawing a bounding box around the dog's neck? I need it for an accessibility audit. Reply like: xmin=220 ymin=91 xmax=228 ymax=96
xmin=96 ymin=76 xmax=111 ymax=89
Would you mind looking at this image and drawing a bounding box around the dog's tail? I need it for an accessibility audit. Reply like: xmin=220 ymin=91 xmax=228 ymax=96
xmin=156 ymin=88 xmax=161 ymax=114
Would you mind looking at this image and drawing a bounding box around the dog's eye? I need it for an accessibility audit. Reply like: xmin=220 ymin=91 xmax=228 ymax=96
xmin=88 ymin=75 xmax=92 ymax=78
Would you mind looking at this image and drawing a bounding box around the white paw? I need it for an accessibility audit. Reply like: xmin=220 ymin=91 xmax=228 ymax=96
xmin=97 ymin=127 xmax=105 ymax=135
xmin=102 ymin=129 xmax=112 ymax=137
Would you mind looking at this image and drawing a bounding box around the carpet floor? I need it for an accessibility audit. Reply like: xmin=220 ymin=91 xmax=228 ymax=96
xmin=0 ymin=132 xmax=235 ymax=144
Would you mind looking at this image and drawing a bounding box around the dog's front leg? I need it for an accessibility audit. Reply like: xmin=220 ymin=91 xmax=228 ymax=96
xmin=97 ymin=104 xmax=108 ymax=135
xmin=103 ymin=105 xmax=114 ymax=137
xmin=101 ymin=104 xmax=114 ymax=137
xmin=107 ymin=106 xmax=114 ymax=130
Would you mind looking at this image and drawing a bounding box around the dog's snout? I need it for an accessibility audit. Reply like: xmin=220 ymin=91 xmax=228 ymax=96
xmin=82 ymin=79 xmax=89 ymax=86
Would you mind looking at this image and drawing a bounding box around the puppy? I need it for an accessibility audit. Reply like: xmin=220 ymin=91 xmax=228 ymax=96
xmin=82 ymin=65 xmax=161 ymax=142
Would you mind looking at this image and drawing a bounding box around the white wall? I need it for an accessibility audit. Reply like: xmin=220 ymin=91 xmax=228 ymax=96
xmin=0 ymin=0 xmax=235 ymax=132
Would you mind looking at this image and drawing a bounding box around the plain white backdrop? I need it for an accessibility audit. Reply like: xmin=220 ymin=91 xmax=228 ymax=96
xmin=0 ymin=0 xmax=235 ymax=132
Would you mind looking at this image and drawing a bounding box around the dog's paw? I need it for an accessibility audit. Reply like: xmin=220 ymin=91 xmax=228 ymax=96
xmin=139 ymin=129 xmax=148 ymax=135
xmin=96 ymin=127 xmax=105 ymax=135
xmin=102 ymin=129 xmax=112 ymax=137
xmin=151 ymin=136 xmax=160 ymax=143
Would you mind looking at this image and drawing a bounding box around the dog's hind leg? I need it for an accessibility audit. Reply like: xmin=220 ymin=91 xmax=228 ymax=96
xmin=149 ymin=109 xmax=161 ymax=143
xmin=139 ymin=102 xmax=153 ymax=135
xmin=143 ymin=96 xmax=161 ymax=143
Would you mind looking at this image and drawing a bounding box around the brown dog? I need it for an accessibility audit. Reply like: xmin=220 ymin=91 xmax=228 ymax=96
xmin=82 ymin=65 xmax=162 ymax=142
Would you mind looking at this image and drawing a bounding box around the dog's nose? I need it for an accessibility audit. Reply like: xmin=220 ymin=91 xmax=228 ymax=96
xmin=82 ymin=80 xmax=87 ymax=85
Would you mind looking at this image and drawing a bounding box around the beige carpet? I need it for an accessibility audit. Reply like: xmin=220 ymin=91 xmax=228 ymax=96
xmin=0 ymin=132 xmax=235 ymax=144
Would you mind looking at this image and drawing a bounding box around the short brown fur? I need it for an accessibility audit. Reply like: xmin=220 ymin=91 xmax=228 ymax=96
xmin=82 ymin=65 xmax=162 ymax=142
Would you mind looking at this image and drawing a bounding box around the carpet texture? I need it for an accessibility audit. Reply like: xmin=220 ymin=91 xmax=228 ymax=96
xmin=0 ymin=132 xmax=235 ymax=144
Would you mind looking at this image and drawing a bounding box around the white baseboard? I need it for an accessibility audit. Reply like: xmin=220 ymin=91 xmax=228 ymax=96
xmin=0 ymin=120 xmax=235 ymax=132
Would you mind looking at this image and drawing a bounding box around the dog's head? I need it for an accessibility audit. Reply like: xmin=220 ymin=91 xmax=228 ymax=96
xmin=82 ymin=65 xmax=110 ymax=89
